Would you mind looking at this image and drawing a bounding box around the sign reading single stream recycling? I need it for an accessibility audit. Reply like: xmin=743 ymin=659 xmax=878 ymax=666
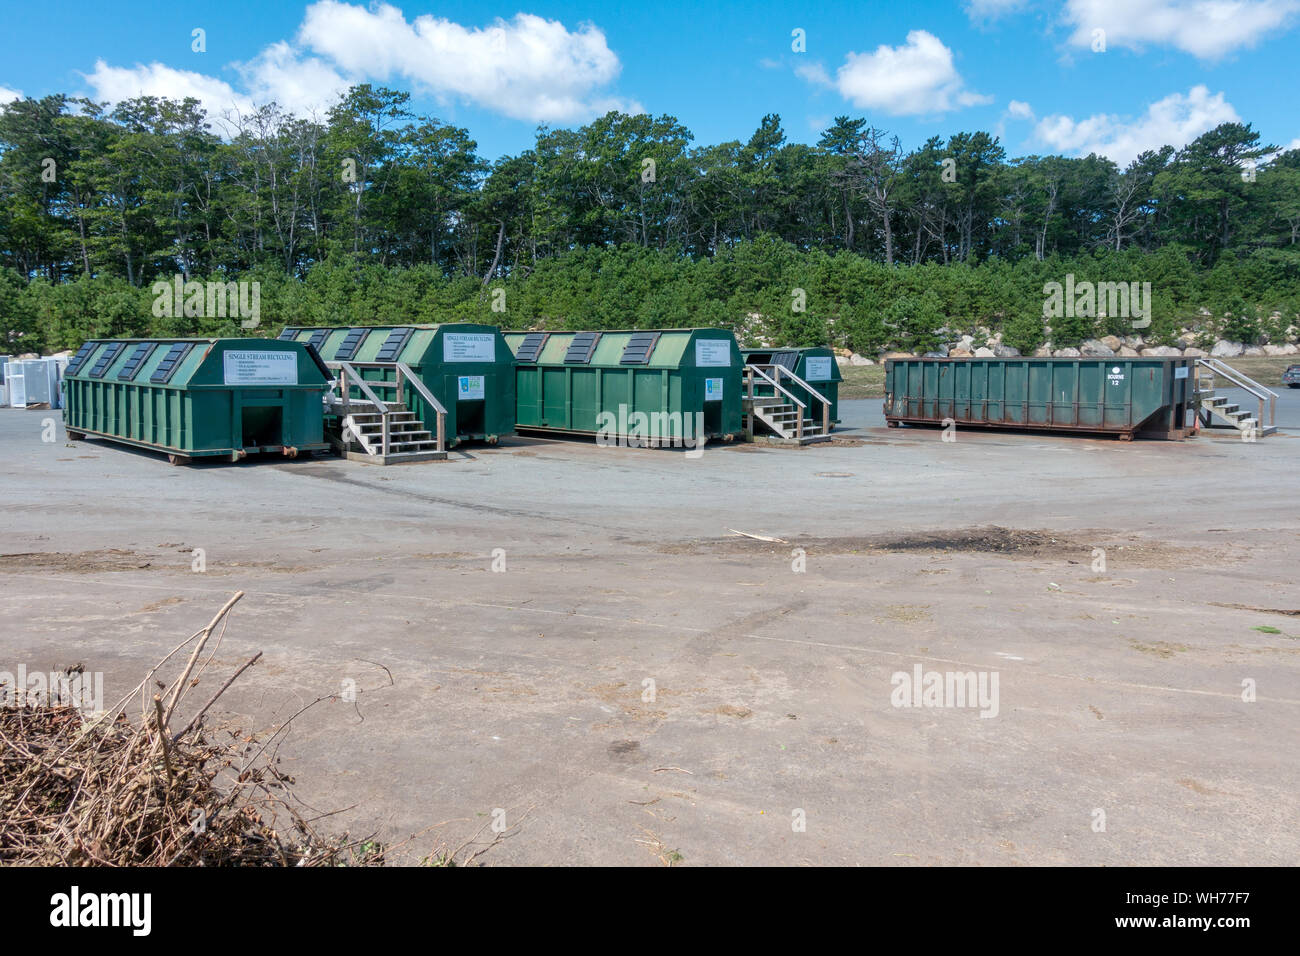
xmin=443 ymin=333 xmax=496 ymax=362
xmin=805 ymin=356 xmax=832 ymax=381
xmin=695 ymin=340 xmax=731 ymax=367
xmin=223 ymin=350 xmax=297 ymax=385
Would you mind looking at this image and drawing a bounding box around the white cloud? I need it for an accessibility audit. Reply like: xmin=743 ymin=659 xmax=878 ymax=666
xmin=1064 ymin=0 xmax=1300 ymax=59
xmin=1007 ymin=99 xmax=1035 ymax=120
xmin=83 ymin=60 xmax=256 ymax=121
xmin=794 ymin=61 xmax=832 ymax=86
xmin=1033 ymin=85 xmax=1239 ymax=164
xmin=966 ymin=0 xmax=1030 ymax=19
xmin=1267 ymin=136 xmax=1300 ymax=159
xmin=821 ymin=30 xmax=991 ymax=116
xmin=294 ymin=1 xmax=635 ymax=121
xmin=81 ymin=1 xmax=636 ymax=126
xmin=234 ymin=41 xmax=349 ymax=116
xmin=0 ymin=85 xmax=22 ymax=103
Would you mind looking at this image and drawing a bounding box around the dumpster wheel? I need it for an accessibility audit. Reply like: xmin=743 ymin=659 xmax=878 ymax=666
xmin=66 ymin=430 xmax=85 ymax=441
xmin=167 ymin=453 xmax=191 ymax=466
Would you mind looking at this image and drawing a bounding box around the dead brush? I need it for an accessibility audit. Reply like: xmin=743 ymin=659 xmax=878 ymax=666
xmin=0 ymin=591 xmax=383 ymax=866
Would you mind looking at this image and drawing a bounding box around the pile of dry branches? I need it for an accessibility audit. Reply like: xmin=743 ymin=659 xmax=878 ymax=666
xmin=0 ymin=592 xmax=381 ymax=866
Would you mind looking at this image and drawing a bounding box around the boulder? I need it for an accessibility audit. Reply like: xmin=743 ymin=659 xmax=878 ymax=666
xmin=955 ymin=334 xmax=975 ymax=351
xmin=948 ymin=348 xmax=973 ymax=358
xmin=1099 ymin=335 xmax=1123 ymax=351
xmin=1123 ymin=335 xmax=1146 ymax=349
xmin=974 ymin=347 xmax=996 ymax=358
xmin=1117 ymin=346 xmax=1140 ymax=357
xmin=1033 ymin=346 xmax=1053 ymax=357
xmin=1182 ymin=347 xmax=1206 ymax=358
xmin=1080 ymin=339 xmax=1115 ymax=357
xmin=923 ymin=349 xmax=949 ymax=359
xmin=1177 ymin=332 xmax=1198 ymax=348
xmin=1141 ymin=345 xmax=1182 ymax=356
xmin=1243 ymin=346 xmax=1266 ymax=357
xmin=1211 ymin=340 xmax=1245 ymax=358
xmin=991 ymin=343 xmax=1021 ymax=357
xmin=1263 ymin=343 xmax=1297 ymax=356
xmin=1053 ymin=347 xmax=1081 ymax=357
xmin=881 ymin=351 xmax=913 ymax=361
xmin=849 ymin=353 xmax=874 ymax=366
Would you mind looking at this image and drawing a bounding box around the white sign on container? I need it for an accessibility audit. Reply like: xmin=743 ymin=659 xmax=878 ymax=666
xmin=457 ymin=375 xmax=485 ymax=400
xmin=805 ymin=356 xmax=832 ymax=381
xmin=444 ymin=333 xmax=496 ymax=362
xmin=695 ymin=340 xmax=731 ymax=367
xmin=223 ymin=350 xmax=298 ymax=385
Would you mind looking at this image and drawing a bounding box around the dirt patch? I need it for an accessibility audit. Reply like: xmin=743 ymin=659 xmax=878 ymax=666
xmin=655 ymin=526 xmax=1200 ymax=569
xmin=876 ymin=528 xmax=1064 ymax=554
xmin=1210 ymin=602 xmax=1300 ymax=617
xmin=1129 ymin=639 xmax=1188 ymax=659
xmin=708 ymin=704 xmax=753 ymax=719
xmin=136 ymin=596 xmax=185 ymax=613
xmin=877 ymin=604 xmax=932 ymax=625
xmin=0 ymin=549 xmax=153 ymax=573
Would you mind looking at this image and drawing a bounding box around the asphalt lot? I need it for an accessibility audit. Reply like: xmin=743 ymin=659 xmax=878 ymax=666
xmin=2 ymin=395 xmax=1298 ymax=865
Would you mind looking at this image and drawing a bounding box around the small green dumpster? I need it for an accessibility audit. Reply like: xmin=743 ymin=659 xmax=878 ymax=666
xmin=884 ymin=357 xmax=1196 ymax=440
xmin=741 ymin=347 xmax=842 ymax=423
xmin=62 ymin=338 xmax=332 ymax=463
xmin=504 ymin=329 xmax=744 ymax=445
xmin=280 ymin=324 xmax=515 ymax=445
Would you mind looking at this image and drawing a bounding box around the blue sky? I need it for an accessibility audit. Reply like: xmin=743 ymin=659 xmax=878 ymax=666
xmin=2 ymin=0 xmax=1298 ymax=164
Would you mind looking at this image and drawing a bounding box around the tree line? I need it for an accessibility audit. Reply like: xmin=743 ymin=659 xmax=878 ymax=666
xmin=1 ymin=84 xmax=1298 ymax=354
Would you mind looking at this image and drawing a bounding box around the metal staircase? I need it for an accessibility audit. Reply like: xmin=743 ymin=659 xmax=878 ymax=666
xmin=326 ymin=361 xmax=448 ymax=464
xmin=743 ymin=363 xmax=833 ymax=444
xmin=1195 ymin=358 xmax=1278 ymax=439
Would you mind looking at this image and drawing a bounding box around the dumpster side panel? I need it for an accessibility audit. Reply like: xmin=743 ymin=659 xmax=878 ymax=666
xmin=505 ymin=328 xmax=742 ymax=441
xmin=884 ymin=357 xmax=1192 ymax=439
xmin=63 ymin=338 xmax=329 ymax=459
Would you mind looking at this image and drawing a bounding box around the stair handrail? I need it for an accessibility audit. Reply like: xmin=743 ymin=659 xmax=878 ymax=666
xmin=1196 ymin=357 xmax=1277 ymax=428
xmin=770 ymin=364 xmax=833 ymax=435
xmin=745 ymin=364 xmax=811 ymax=440
xmin=745 ymin=364 xmax=807 ymax=410
xmin=395 ymin=361 xmax=447 ymax=452
xmin=330 ymin=362 xmax=391 ymax=455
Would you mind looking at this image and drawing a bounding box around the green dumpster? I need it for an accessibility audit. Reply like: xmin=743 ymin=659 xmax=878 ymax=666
xmin=280 ymin=324 xmax=515 ymax=445
xmin=504 ymin=329 xmax=744 ymax=445
xmin=741 ymin=347 xmax=842 ymax=423
xmin=62 ymin=338 xmax=332 ymax=463
xmin=884 ymin=357 xmax=1196 ymax=440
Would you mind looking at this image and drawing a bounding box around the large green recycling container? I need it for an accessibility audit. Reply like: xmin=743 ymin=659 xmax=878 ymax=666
xmin=884 ymin=357 xmax=1196 ymax=440
xmin=504 ymin=329 xmax=744 ymax=444
xmin=280 ymin=324 xmax=515 ymax=445
xmin=741 ymin=346 xmax=842 ymax=423
xmin=61 ymin=338 xmax=332 ymax=462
